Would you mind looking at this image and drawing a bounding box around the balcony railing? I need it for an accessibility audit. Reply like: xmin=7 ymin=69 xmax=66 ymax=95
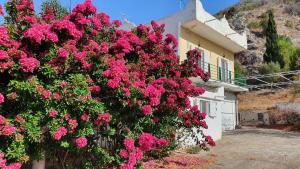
xmin=200 ymin=62 xmax=248 ymax=88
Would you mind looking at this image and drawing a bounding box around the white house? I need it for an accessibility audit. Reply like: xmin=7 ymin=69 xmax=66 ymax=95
xmin=155 ymin=0 xmax=248 ymax=142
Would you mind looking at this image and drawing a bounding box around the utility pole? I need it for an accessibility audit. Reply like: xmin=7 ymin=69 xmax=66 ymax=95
xmin=69 ymin=0 xmax=72 ymax=13
xmin=179 ymin=0 xmax=183 ymax=10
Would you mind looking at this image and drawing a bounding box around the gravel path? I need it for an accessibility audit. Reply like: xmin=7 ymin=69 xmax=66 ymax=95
xmin=202 ymin=127 xmax=300 ymax=169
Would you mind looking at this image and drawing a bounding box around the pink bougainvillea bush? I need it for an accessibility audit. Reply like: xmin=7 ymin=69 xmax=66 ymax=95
xmin=0 ymin=0 xmax=213 ymax=168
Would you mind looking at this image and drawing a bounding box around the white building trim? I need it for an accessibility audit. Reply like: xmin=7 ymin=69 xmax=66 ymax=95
xmin=156 ymin=0 xmax=247 ymax=53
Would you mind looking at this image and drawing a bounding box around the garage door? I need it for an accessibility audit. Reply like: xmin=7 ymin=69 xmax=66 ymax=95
xmin=222 ymin=100 xmax=236 ymax=131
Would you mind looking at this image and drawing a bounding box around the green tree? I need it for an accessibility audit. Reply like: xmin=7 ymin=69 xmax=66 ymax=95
xmin=263 ymin=10 xmax=284 ymax=68
xmin=234 ymin=60 xmax=247 ymax=87
xmin=234 ymin=60 xmax=246 ymax=76
xmin=290 ymin=48 xmax=300 ymax=70
xmin=259 ymin=62 xmax=281 ymax=82
xmin=41 ymin=0 xmax=68 ymax=20
xmin=277 ymin=36 xmax=297 ymax=71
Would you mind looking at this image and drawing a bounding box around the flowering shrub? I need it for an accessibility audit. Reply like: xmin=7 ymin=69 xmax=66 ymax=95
xmin=0 ymin=0 xmax=213 ymax=168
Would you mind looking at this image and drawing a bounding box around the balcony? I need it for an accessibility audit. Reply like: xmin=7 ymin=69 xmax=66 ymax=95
xmin=191 ymin=62 xmax=248 ymax=92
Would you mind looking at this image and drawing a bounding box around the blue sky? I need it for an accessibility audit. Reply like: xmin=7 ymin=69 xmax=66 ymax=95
xmin=0 ymin=0 xmax=240 ymax=24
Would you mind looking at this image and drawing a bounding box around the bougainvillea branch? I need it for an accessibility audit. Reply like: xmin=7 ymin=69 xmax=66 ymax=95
xmin=0 ymin=0 xmax=213 ymax=168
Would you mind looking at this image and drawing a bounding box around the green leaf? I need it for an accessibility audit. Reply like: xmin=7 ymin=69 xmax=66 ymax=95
xmin=60 ymin=141 xmax=70 ymax=148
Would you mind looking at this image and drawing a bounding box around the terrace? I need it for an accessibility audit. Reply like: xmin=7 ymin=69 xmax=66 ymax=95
xmin=191 ymin=62 xmax=249 ymax=92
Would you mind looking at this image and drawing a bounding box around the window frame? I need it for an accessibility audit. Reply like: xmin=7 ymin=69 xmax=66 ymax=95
xmin=199 ymin=99 xmax=210 ymax=115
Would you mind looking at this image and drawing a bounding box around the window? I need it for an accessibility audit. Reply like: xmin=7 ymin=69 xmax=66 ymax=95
xmin=198 ymin=49 xmax=205 ymax=70
xmin=191 ymin=99 xmax=215 ymax=117
xmin=258 ymin=113 xmax=264 ymax=121
xmin=199 ymin=100 xmax=210 ymax=115
xmin=220 ymin=58 xmax=229 ymax=82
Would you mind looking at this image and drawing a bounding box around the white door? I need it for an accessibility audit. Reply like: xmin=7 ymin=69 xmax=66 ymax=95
xmin=221 ymin=100 xmax=236 ymax=131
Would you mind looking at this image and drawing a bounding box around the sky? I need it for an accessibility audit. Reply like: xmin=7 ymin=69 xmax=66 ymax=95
xmin=0 ymin=0 xmax=240 ymax=24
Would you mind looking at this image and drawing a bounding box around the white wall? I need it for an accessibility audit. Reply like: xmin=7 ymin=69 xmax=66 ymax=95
xmin=179 ymin=87 xmax=240 ymax=146
xmin=201 ymin=87 xmax=224 ymax=141
xmin=183 ymin=87 xmax=224 ymax=145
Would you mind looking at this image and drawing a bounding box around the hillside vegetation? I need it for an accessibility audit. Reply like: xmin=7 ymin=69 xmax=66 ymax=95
xmin=216 ymin=0 xmax=300 ymax=75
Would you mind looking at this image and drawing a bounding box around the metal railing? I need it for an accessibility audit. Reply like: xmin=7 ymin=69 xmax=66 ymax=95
xmin=200 ymin=61 xmax=248 ymax=87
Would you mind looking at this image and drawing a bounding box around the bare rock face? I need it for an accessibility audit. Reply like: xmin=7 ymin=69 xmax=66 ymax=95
xmin=228 ymin=14 xmax=246 ymax=34
xmin=235 ymin=27 xmax=264 ymax=76
xmin=236 ymin=51 xmax=258 ymax=66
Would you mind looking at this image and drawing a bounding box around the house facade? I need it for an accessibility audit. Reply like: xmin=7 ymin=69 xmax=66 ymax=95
xmin=156 ymin=0 xmax=248 ymax=141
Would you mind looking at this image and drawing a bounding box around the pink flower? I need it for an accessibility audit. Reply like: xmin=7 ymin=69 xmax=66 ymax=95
xmin=98 ymin=12 xmax=111 ymax=26
xmin=58 ymin=48 xmax=69 ymax=58
xmin=80 ymin=113 xmax=90 ymax=121
xmin=89 ymin=85 xmax=101 ymax=93
xmin=65 ymin=113 xmax=71 ymax=120
xmin=107 ymin=79 xmax=120 ymax=89
xmin=54 ymin=127 xmax=67 ymax=140
xmin=148 ymin=34 xmax=157 ymax=43
xmin=95 ymin=113 xmax=112 ymax=125
xmin=68 ymin=119 xmax=78 ymax=130
xmin=123 ymin=138 xmax=135 ymax=151
xmin=0 ymin=27 xmax=12 ymax=48
xmin=199 ymin=112 xmax=206 ymax=119
xmin=149 ymin=97 xmax=160 ymax=106
xmin=185 ymin=120 xmax=192 ymax=127
xmin=1 ymin=125 xmax=17 ymax=136
xmin=6 ymin=162 xmax=22 ymax=169
xmin=42 ymin=5 xmax=55 ymax=21
xmin=99 ymin=42 xmax=109 ymax=53
xmin=53 ymin=93 xmax=61 ymax=100
xmin=144 ymin=85 xmax=161 ymax=98
xmin=120 ymin=147 xmax=144 ymax=169
xmin=177 ymin=91 xmax=185 ymax=99
xmin=0 ymin=93 xmax=4 ymax=104
xmin=205 ymin=136 xmax=216 ymax=146
xmin=72 ymin=0 xmax=96 ymax=16
xmin=119 ymin=150 xmax=129 ymax=158
xmin=24 ymin=23 xmax=58 ymax=44
xmin=24 ymin=16 xmax=37 ymax=24
xmin=0 ymin=5 xmax=4 ymax=16
xmin=0 ymin=152 xmax=6 ymax=168
xmin=200 ymin=121 xmax=208 ymax=129
xmin=0 ymin=115 xmax=6 ymax=124
xmin=19 ymin=57 xmax=40 ymax=73
xmin=165 ymin=34 xmax=178 ymax=48
xmin=0 ymin=50 xmax=8 ymax=60
xmin=75 ymin=137 xmax=88 ymax=148
xmin=43 ymin=90 xmax=51 ymax=99
xmin=152 ymin=117 xmax=159 ymax=123
xmin=156 ymin=138 xmax=168 ymax=147
xmin=49 ymin=110 xmax=58 ymax=117
xmin=52 ymin=19 xmax=82 ymax=39
xmin=138 ymin=133 xmax=157 ymax=152
xmin=142 ymin=105 xmax=152 ymax=115
xmin=114 ymin=38 xmax=132 ymax=54
xmin=113 ymin=20 xmax=122 ymax=27
xmin=59 ymin=82 xmax=69 ymax=88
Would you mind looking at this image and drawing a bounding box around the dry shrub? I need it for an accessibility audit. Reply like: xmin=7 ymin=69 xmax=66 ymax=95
xmin=269 ymin=108 xmax=300 ymax=125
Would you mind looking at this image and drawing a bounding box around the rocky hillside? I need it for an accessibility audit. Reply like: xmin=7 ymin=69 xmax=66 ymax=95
xmin=216 ymin=0 xmax=300 ymax=75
